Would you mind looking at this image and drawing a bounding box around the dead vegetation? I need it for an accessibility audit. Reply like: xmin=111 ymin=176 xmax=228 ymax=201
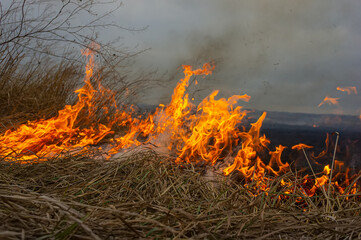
xmin=0 ymin=59 xmax=82 ymax=129
xmin=1 ymin=150 xmax=361 ymax=239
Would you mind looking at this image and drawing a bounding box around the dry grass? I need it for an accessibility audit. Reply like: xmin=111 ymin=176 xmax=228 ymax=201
xmin=1 ymin=150 xmax=361 ymax=239
xmin=0 ymin=58 xmax=82 ymax=131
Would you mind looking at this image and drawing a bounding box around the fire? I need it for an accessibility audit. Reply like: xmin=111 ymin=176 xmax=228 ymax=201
xmin=108 ymin=63 xmax=216 ymax=154
xmin=0 ymin=46 xmax=359 ymax=200
xmin=318 ymin=96 xmax=340 ymax=107
xmin=291 ymin=144 xmax=313 ymax=151
xmin=223 ymin=112 xmax=270 ymax=178
xmin=324 ymin=164 xmax=331 ymax=175
xmin=175 ymin=90 xmax=251 ymax=165
xmin=336 ymin=86 xmax=358 ymax=95
xmin=0 ymin=45 xmax=115 ymax=162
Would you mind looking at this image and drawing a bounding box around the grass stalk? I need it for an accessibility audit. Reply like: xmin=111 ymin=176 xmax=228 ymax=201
xmin=326 ymin=132 xmax=339 ymax=213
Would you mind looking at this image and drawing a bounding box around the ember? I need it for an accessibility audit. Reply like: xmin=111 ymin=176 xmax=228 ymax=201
xmin=336 ymin=86 xmax=358 ymax=95
xmin=318 ymin=96 xmax=340 ymax=107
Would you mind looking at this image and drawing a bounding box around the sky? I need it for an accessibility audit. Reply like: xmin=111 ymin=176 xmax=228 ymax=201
xmin=104 ymin=0 xmax=361 ymax=116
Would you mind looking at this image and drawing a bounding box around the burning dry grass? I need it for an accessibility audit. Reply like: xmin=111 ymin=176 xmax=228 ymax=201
xmin=1 ymin=150 xmax=361 ymax=239
xmin=1 ymin=46 xmax=361 ymax=239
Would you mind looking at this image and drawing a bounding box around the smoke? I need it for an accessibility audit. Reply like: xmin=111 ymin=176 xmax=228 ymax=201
xmin=119 ymin=0 xmax=361 ymax=115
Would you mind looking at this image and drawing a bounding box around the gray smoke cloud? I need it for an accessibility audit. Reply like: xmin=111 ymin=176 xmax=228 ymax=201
xmin=114 ymin=0 xmax=361 ymax=115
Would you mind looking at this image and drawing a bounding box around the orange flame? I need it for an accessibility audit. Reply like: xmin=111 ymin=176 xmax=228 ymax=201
xmin=291 ymin=144 xmax=314 ymax=151
xmin=318 ymin=96 xmax=339 ymax=107
xmin=0 ymin=45 xmax=114 ymax=162
xmin=0 ymin=46 xmax=358 ymax=199
xmin=336 ymin=86 xmax=357 ymax=95
xmin=324 ymin=165 xmax=331 ymax=175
